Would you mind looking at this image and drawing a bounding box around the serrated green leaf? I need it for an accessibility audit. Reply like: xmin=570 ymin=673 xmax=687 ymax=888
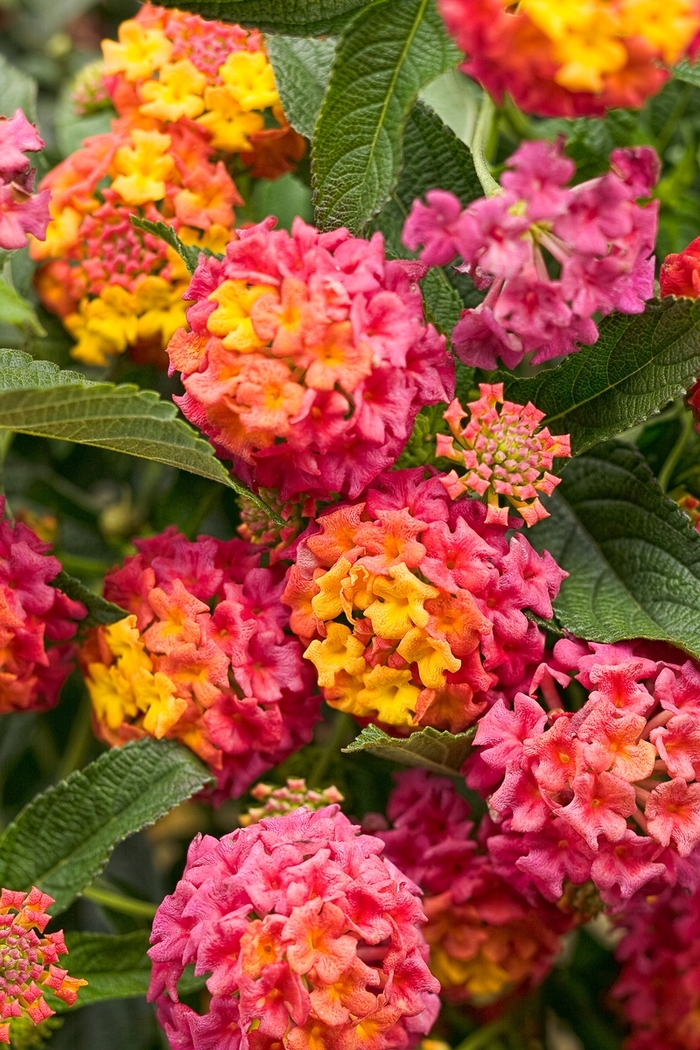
xmin=0 ymin=278 xmax=44 ymax=336
xmin=0 ymin=739 xmax=212 ymax=916
xmin=528 ymin=442 xmax=700 ymax=659
xmin=53 ymin=570 xmax=127 ymax=629
xmin=672 ymin=57 xmax=700 ymax=87
xmin=157 ymin=0 xmax=370 ymax=34
xmin=312 ymin=0 xmax=461 ymax=233
xmin=503 ymin=298 xmax=700 ymax=455
xmin=0 ymin=349 xmax=281 ymax=524
xmin=266 ymin=36 xmax=337 ymax=139
xmin=130 ymin=216 xmax=202 ymax=275
xmin=0 ymin=54 xmax=37 ymax=122
xmin=343 ymin=724 xmax=474 ymax=775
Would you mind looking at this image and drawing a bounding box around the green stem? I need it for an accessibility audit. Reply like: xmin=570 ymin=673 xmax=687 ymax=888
xmin=455 ymin=1019 xmax=509 ymax=1050
xmin=83 ymin=885 xmax=157 ymax=919
xmin=471 ymin=94 xmax=500 ymax=197
xmin=55 ymin=698 xmax=93 ymax=783
xmin=658 ymin=408 xmax=694 ymax=492
xmin=309 ymin=711 xmax=355 ymax=787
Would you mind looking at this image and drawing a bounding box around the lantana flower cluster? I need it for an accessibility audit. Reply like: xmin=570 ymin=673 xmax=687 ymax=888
xmin=377 ymin=771 xmax=581 ymax=1006
xmin=283 ymin=468 xmax=566 ymax=733
xmin=469 ymin=638 xmax=700 ymax=907
xmin=439 ymin=0 xmax=700 ymax=117
xmin=239 ymin=778 xmax=344 ymax=826
xmin=404 ymin=141 xmax=659 ymax=369
xmin=31 ymin=5 xmax=302 ymax=368
xmin=0 ymin=887 xmax=86 ymax=1042
xmin=148 ymin=805 xmax=440 ymax=1050
xmin=79 ymin=527 xmax=320 ymax=801
xmin=437 ymin=383 xmax=571 ymax=526
xmin=168 ymin=218 xmax=454 ymax=501
xmin=0 ymin=110 xmax=50 ymax=251
xmin=0 ymin=499 xmax=86 ymax=714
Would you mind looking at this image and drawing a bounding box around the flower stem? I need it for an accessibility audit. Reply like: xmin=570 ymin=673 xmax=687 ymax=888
xmin=309 ymin=710 xmax=355 ymax=787
xmin=658 ymin=407 xmax=694 ymax=493
xmin=83 ymin=885 xmax=157 ymax=919
xmin=471 ymin=94 xmax=500 ymax=197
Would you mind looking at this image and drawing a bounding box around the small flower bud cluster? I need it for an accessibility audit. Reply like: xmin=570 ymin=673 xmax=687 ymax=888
xmin=0 ymin=111 xmax=51 ymax=251
xmin=239 ymin=778 xmax=344 ymax=826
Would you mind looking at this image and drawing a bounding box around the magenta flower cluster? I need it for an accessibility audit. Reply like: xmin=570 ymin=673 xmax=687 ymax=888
xmin=0 ymin=110 xmax=51 ymax=250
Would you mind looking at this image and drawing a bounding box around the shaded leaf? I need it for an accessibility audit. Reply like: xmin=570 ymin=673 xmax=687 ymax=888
xmin=529 ymin=442 xmax=700 ymax=659
xmin=0 ymin=54 xmax=37 ymax=122
xmin=504 ymin=298 xmax=700 ymax=455
xmin=0 ymin=278 xmax=44 ymax=335
xmin=343 ymin=724 xmax=475 ymax=775
xmin=53 ymin=570 xmax=127 ymax=629
xmin=50 ymin=932 xmax=152 ymax=1010
xmin=672 ymin=57 xmax=700 ymax=87
xmin=0 ymin=739 xmax=212 ymax=915
xmin=130 ymin=216 xmax=202 ymax=275
xmin=266 ymin=36 xmax=337 ymax=139
xmin=312 ymin=0 xmax=461 ymax=233
xmin=157 ymin=0 xmax=370 ymax=35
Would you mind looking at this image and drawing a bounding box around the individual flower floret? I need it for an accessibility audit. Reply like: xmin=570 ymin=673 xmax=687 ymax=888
xmin=239 ymin=778 xmax=344 ymax=826
xmin=0 ymin=887 xmax=86 ymax=1042
xmin=169 ymin=219 xmax=454 ymax=501
xmin=661 ymin=234 xmax=700 ymax=299
xmin=0 ymin=498 xmax=86 ymax=713
xmin=148 ymin=806 xmax=440 ymax=1050
xmin=282 ymin=468 xmax=566 ymax=733
xmin=438 ymin=0 xmax=700 ymax=118
xmin=403 ymin=141 xmax=659 ymax=369
xmin=79 ymin=527 xmax=320 ymax=802
xmin=437 ymin=383 xmax=571 ymax=526
xmin=469 ymin=637 xmax=700 ymax=907
xmin=0 ymin=110 xmax=51 ymax=251
xmin=377 ymin=771 xmax=582 ymax=1005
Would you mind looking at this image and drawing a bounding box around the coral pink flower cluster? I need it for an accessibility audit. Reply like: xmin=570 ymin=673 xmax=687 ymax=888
xmin=469 ymin=638 xmax=700 ymax=907
xmin=283 ymin=468 xmax=566 ymax=733
xmin=0 ymin=499 xmax=86 ymax=713
xmin=79 ymin=527 xmax=320 ymax=801
xmin=239 ymin=777 xmax=344 ymax=826
xmin=437 ymin=383 xmax=571 ymax=526
xmin=169 ymin=218 xmax=454 ymax=501
xmin=148 ymin=805 xmax=440 ymax=1050
xmin=0 ymin=110 xmax=51 ymax=251
xmin=377 ymin=771 xmax=580 ymax=1005
xmin=0 ymin=887 xmax=86 ymax=1042
xmin=403 ymin=141 xmax=659 ymax=369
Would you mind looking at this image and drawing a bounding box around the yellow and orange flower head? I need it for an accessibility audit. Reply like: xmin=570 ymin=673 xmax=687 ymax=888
xmin=282 ymin=469 xmax=567 ymax=734
xmin=440 ymin=0 xmax=700 ymax=117
xmin=78 ymin=528 xmax=320 ymax=803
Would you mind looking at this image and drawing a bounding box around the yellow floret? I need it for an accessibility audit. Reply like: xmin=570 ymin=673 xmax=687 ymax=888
xmin=139 ymin=59 xmax=207 ymax=122
xmin=111 ymin=129 xmax=175 ymax=206
xmin=102 ymin=21 xmax=173 ymax=82
xmin=219 ymin=50 xmax=279 ymax=112
xmin=196 ymin=86 xmax=265 ymax=152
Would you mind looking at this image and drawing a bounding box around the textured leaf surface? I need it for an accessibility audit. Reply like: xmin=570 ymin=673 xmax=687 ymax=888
xmin=504 ymin=298 xmax=700 ymax=454
xmin=0 ymin=739 xmax=211 ymax=915
xmin=529 ymin=443 xmax=700 ymax=658
xmin=53 ymin=570 xmax=127 ymax=629
xmin=130 ymin=217 xmax=202 ymax=275
xmin=267 ymin=36 xmax=337 ymax=138
xmin=158 ymin=0 xmax=370 ymax=34
xmin=343 ymin=724 xmax=474 ymax=775
xmin=0 ymin=350 xmax=279 ymax=521
xmin=672 ymin=58 xmax=700 ymax=87
xmin=51 ymin=932 xmax=152 ymax=1009
xmin=312 ymin=0 xmax=461 ymax=232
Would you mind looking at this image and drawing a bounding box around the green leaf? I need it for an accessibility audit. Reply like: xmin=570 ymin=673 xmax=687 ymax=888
xmin=0 ymin=349 xmax=281 ymax=524
xmin=529 ymin=442 xmax=700 ymax=659
xmin=672 ymin=57 xmax=700 ymax=87
xmin=0 ymin=278 xmax=45 ymax=336
xmin=0 ymin=54 xmax=37 ymax=122
xmin=53 ymin=570 xmax=127 ymax=629
xmin=50 ymin=931 xmax=152 ymax=1010
xmin=157 ymin=0 xmax=371 ymax=35
xmin=343 ymin=724 xmax=474 ymax=775
xmin=130 ymin=217 xmax=202 ymax=275
xmin=312 ymin=0 xmax=461 ymax=233
xmin=266 ymin=36 xmax=337 ymax=139
xmin=503 ymin=298 xmax=700 ymax=455
xmin=0 ymin=739 xmax=212 ymax=916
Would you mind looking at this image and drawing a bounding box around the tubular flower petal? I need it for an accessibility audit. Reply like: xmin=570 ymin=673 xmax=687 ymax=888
xmin=403 ymin=141 xmax=659 ymax=369
xmin=438 ymin=0 xmax=700 ymax=117
xmin=0 ymin=110 xmax=51 ymax=251
xmin=147 ymin=807 xmax=440 ymax=1050
xmin=283 ymin=468 xmax=567 ymax=733
xmin=469 ymin=638 xmax=700 ymax=906
xmin=169 ymin=220 xmax=454 ymax=502
xmin=0 ymin=498 xmax=86 ymax=713
xmin=438 ymin=383 xmax=571 ymax=525
xmin=30 ymin=4 xmax=304 ymax=369
xmin=0 ymin=887 xmax=87 ymax=1042
xmin=78 ymin=527 xmax=321 ymax=803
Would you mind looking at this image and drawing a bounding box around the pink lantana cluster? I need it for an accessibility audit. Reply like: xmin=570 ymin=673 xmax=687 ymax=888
xmin=0 ymin=887 xmax=86 ymax=1042
xmin=469 ymin=638 xmax=700 ymax=907
xmin=239 ymin=778 xmax=344 ymax=826
xmin=0 ymin=110 xmax=51 ymax=251
xmin=403 ymin=140 xmax=659 ymax=369
xmin=437 ymin=383 xmax=571 ymax=526
xmin=79 ymin=527 xmax=320 ymax=801
xmin=148 ymin=806 xmax=440 ymax=1050
xmin=283 ymin=468 xmax=566 ymax=733
xmin=168 ymin=218 xmax=454 ymax=501
xmin=0 ymin=499 xmax=86 ymax=713
xmin=377 ymin=771 xmax=581 ymax=1005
